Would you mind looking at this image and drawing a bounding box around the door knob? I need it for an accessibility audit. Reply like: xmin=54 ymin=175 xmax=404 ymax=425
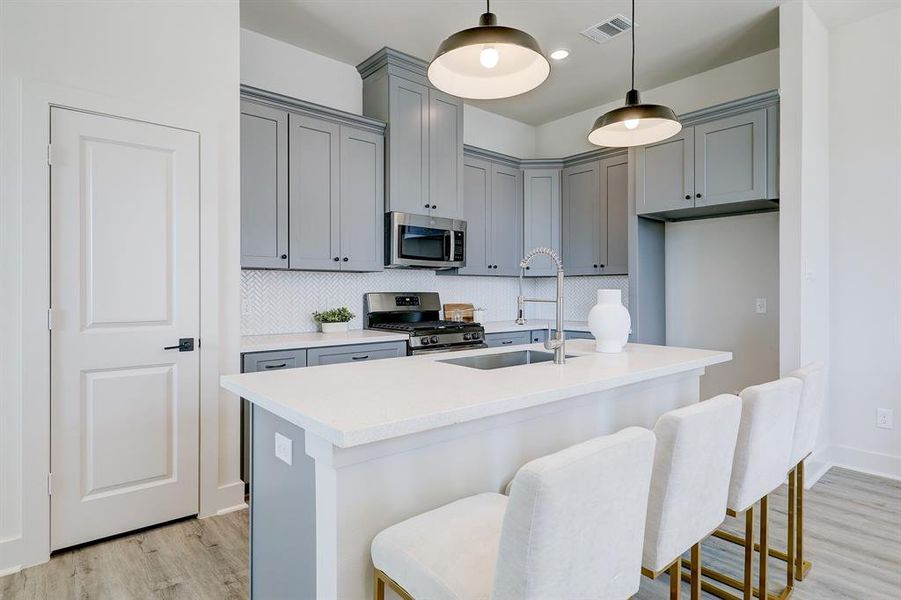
xmin=164 ymin=338 xmax=194 ymax=352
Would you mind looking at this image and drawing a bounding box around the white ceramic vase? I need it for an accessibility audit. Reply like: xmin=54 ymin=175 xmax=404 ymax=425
xmin=587 ymin=289 xmax=631 ymax=353
xmin=320 ymin=322 xmax=349 ymax=333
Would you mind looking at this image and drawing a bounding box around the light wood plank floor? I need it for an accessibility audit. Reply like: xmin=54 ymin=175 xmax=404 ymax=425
xmin=1 ymin=467 xmax=898 ymax=599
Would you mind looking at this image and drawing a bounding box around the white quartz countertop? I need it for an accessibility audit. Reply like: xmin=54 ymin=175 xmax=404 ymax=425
xmin=482 ymin=320 xmax=591 ymax=334
xmin=222 ymin=341 xmax=731 ymax=448
xmin=241 ymin=330 xmax=408 ymax=353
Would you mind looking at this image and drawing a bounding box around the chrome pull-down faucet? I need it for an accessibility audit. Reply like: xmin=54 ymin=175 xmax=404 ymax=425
xmin=516 ymin=247 xmax=566 ymax=364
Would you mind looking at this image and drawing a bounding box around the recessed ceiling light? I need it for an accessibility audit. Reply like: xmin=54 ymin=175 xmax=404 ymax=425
xmin=550 ymin=49 xmax=570 ymax=60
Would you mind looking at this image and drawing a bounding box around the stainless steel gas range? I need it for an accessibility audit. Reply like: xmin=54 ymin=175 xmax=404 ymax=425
xmin=363 ymin=292 xmax=486 ymax=355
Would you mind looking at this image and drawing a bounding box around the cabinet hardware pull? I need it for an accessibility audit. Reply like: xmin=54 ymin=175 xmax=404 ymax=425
xmin=342 ymin=257 xmax=349 ymax=262
xmin=264 ymin=363 xmax=287 ymax=369
xmin=424 ymin=203 xmax=430 ymax=208
xmin=351 ymin=355 xmax=369 ymax=360
xmin=593 ymin=264 xmax=598 ymax=268
xmin=501 ymin=340 xmax=513 ymax=345
xmin=684 ymin=195 xmax=691 ymax=200
xmin=696 ymin=193 xmax=702 ymax=198
xmin=431 ymin=204 xmax=437 ymax=209
xmin=281 ymin=254 xmax=287 ymax=259
xmin=333 ymin=256 xmax=340 ymax=261
xmin=600 ymin=264 xmax=605 ymax=268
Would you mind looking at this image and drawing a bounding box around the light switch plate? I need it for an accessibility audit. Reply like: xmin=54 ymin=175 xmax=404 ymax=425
xmin=274 ymin=432 xmax=293 ymax=465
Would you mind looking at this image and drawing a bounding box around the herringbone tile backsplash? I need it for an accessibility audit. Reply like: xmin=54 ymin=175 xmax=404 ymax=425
xmin=241 ymin=269 xmax=629 ymax=336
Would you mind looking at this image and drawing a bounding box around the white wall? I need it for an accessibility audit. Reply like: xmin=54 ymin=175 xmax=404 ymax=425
xmin=463 ymin=104 xmax=537 ymax=157
xmin=0 ymin=0 xmax=242 ymax=573
xmin=779 ymin=1 xmax=832 ymax=478
xmin=665 ymin=214 xmax=780 ymax=400
xmin=535 ymin=49 xmax=780 ymax=158
xmin=827 ymin=7 xmax=901 ymax=478
xmin=241 ymin=28 xmax=363 ymax=114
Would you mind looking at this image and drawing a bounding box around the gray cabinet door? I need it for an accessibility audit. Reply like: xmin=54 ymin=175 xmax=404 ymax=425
xmin=636 ymin=129 xmax=695 ymax=215
xmin=339 ymin=126 xmax=384 ymax=271
xmin=600 ymin=155 xmax=628 ymax=275
xmin=428 ymin=89 xmax=464 ymax=220
xmin=458 ymin=157 xmax=492 ymax=275
xmin=490 ymin=163 xmax=524 ymax=276
xmin=694 ymin=109 xmax=767 ymax=207
xmin=522 ymin=169 xmax=561 ymax=277
xmin=288 ymin=114 xmax=340 ymax=270
xmin=484 ymin=331 xmax=532 ymax=347
xmin=388 ymin=76 xmax=430 ymax=215
xmin=562 ymin=161 xmax=601 ymax=275
xmin=307 ymin=341 xmax=406 ymax=366
xmin=241 ymin=102 xmax=288 ymax=269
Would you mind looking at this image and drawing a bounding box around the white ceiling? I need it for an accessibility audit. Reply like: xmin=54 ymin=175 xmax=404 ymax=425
xmin=239 ymin=1 xmax=891 ymax=125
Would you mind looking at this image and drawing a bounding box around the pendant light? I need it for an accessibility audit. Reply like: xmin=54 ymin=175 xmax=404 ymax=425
xmin=588 ymin=0 xmax=681 ymax=147
xmin=428 ymin=0 xmax=550 ymax=100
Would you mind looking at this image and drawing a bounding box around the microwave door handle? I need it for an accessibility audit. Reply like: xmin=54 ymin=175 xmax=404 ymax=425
xmin=445 ymin=230 xmax=453 ymax=261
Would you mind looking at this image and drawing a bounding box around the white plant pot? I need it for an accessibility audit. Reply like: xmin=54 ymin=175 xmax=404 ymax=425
xmin=320 ymin=322 xmax=349 ymax=334
xmin=587 ymin=289 xmax=631 ymax=353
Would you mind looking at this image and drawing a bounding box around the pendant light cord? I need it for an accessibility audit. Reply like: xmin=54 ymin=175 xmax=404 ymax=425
xmin=631 ymin=0 xmax=636 ymax=90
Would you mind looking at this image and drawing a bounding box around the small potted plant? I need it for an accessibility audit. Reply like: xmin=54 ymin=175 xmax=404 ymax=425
xmin=312 ymin=306 xmax=355 ymax=333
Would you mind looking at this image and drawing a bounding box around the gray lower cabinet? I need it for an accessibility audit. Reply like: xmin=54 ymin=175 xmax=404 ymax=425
xmin=522 ymin=168 xmax=561 ymax=277
xmin=288 ymin=113 xmax=384 ymax=271
xmin=484 ymin=331 xmax=532 ymax=347
xmin=243 ymin=349 xmax=308 ymax=373
xmin=307 ymin=341 xmax=406 ymax=366
xmin=636 ymin=106 xmax=777 ymax=218
xmin=241 ymin=101 xmax=289 ymax=269
xmin=530 ymin=329 xmax=550 ymax=343
xmin=458 ymin=156 xmax=523 ymax=276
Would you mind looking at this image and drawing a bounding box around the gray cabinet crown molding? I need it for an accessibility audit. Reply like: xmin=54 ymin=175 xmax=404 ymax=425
xmin=357 ymin=47 xmax=430 ymax=85
xmin=463 ymin=144 xmax=624 ymax=170
xmin=241 ymin=85 xmax=386 ymax=135
xmin=678 ymin=89 xmax=779 ymax=128
xmin=463 ymin=145 xmax=521 ymax=169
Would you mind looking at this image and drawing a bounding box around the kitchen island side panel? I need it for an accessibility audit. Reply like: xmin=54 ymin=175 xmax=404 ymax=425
xmin=251 ymin=406 xmax=317 ymax=599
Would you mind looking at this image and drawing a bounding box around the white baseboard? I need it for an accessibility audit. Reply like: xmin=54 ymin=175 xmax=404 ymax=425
xmin=0 ymin=564 xmax=23 ymax=578
xmin=214 ymin=501 xmax=249 ymax=517
xmin=829 ymin=445 xmax=901 ymax=481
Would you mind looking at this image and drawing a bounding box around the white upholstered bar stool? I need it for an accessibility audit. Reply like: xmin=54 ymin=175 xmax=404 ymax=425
xmin=371 ymin=427 xmax=656 ymax=600
xmin=641 ymin=394 xmax=742 ymax=600
xmin=700 ymin=377 xmax=802 ymax=600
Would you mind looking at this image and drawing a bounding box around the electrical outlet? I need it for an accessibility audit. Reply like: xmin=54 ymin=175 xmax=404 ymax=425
xmin=274 ymin=432 xmax=293 ymax=465
xmin=876 ymin=408 xmax=894 ymax=429
xmin=755 ymin=298 xmax=767 ymax=314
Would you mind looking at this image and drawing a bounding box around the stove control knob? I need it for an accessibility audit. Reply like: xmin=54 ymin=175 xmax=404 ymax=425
xmin=471 ymin=332 xmax=481 ymax=340
xmin=429 ymin=335 xmax=439 ymax=344
xmin=463 ymin=333 xmax=472 ymax=341
xmin=420 ymin=336 xmax=430 ymax=345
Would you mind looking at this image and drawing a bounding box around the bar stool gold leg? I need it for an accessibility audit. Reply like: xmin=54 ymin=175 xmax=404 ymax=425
xmin=796 ymin=461 xmax=805 ymax=581
xmin=744 ymin=505 xmax=754 ymax=600
xmin=670 ymin=556 xmax=682 ymax=600
xmin=786 ymin=467 xmax=796 ymax=588
xmin=690 ymin=543 xmax=701 ymax=600
xmin=760 ymin=496 xmax=769 ymax=600
xmin=373 ymin=569 xmax=385 ymax=600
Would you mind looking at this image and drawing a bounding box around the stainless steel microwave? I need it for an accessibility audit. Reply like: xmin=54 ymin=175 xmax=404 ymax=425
xmin=386 ymin=212 xmax=466 ymax=269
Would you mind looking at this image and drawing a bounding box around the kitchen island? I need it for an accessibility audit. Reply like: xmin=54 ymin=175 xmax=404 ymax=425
xmin=221 ymin=340 xmax=731 ymax=600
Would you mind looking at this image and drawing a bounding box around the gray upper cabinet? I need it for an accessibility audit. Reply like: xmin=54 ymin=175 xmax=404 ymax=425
xmin=600 ymin=156 xmax=629 ymax=275
xmin=562 ymin=161 xmax=602 ymax=276
xmin=339 ymin=127 xmax=384 ymax=271
xmin=428 ymin=88 xmax=464 ymax=220
xmin=288 ymin=113 xmax=340 ymax=270
xmin=636 ymin=104 xmax=777 ymax=219
xmin=522 ymin=169 xmax=561 ymax=277
xmin=694 ymin=109 xmax=766 ymax=207
xmin=458 ymin=157 xmax=491 ymax=275
xmin=636 ymin=129 xmax=694 ymax=215
xmin=458 ymin=154 xmax=522 ymax=276
xmin=386 ymin=76 xmax=430 ymax=215
xmin=358 ymin=50 xmax=464 ymax=220
xmin=490 ymin=163 xmax=524 ymax=276
xmin=241 ymin=101 xmax=288 ymax=269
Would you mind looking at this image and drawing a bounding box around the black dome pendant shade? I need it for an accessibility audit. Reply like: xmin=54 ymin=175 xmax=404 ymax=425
xmin=428 ymin=0 xmax=550 ymax=100
xmin=588 ymin=0 xmax=681 ymax=147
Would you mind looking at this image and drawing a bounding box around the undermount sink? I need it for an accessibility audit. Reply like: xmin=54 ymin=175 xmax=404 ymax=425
xmin=438 ymin=350 xmax=575 ymax=370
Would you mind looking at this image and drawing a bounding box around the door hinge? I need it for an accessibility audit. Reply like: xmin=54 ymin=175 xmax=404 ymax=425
xmin=47 ymin=308 xmax=53 ymax=331
xmin=47 ymin=143 xmax=53 ymax=166
xmin=47 ymin=473 xmax=52 ymax=496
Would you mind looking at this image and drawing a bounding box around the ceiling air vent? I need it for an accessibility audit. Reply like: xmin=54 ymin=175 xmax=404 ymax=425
xmin=580 ymin=14 xmax=634 ymax=44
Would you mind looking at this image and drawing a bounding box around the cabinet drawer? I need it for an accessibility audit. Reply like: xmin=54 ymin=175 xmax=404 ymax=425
xmin=530 ymin=329 xmax=550 ymax=343
xmin=307 ymin=341 xmax=406 ymax=366
xmin=484 ymin=332 xmax=532 ymax=348
xmin=551 ymin=330 xmax=594 ymax=341
xmin=242 ymin=349 xmax=307 ymax=373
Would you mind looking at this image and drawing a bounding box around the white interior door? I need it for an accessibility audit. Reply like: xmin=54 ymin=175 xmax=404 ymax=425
xmin=50 ymin=107 xmax=200 ymax=550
